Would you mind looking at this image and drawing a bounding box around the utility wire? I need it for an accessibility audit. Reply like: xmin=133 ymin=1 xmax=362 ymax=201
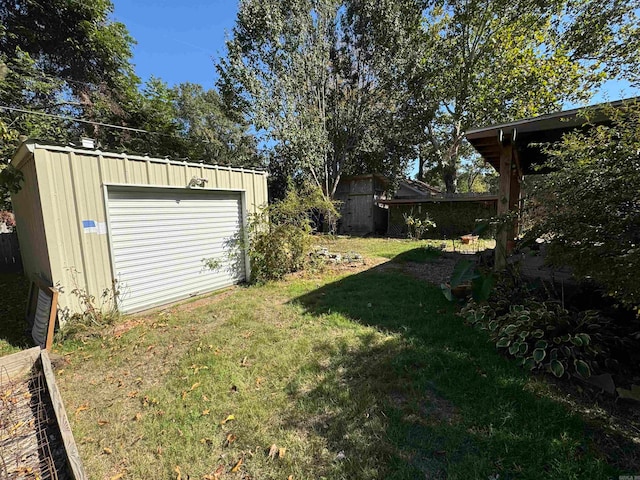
xmin=0 ymin=104 xmax=174 ymax=137
xmin=0 ymin=104 xmax=266 ymax=167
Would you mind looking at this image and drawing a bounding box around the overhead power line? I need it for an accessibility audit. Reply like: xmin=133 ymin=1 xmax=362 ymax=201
xmin=0 ymin=105 xmax=173 ymax=137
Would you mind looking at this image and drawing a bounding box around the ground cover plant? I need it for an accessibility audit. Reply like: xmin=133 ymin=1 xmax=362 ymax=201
xmin=30 ymin=238 xmax=636 ymax=479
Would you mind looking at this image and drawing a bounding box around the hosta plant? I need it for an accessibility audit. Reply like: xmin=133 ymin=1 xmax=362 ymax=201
xmin=461 ymin=300 xmax=606 ymax=379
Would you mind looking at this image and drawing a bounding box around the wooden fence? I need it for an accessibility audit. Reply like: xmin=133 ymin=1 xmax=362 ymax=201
xmin=0 ymin=231 xmax=22 ymax=272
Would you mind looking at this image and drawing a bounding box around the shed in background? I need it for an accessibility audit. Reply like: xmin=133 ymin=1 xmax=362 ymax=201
xmin=11 ymin=141 xmax=268 ymax=316
xmin=334 ymin=174 xmax=389 ymax=235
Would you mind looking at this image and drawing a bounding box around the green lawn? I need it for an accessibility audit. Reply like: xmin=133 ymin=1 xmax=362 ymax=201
xmin=6 ymin=238 xmax=626 ymax=479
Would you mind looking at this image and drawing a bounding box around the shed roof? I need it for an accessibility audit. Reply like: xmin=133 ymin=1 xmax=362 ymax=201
xmin=465 ymin=97 xmax=638 ymax=173
xmin=11 ymin=140 xmax=268 ymax=176
xmin=398 ymin=179 xmax=441 ymax=197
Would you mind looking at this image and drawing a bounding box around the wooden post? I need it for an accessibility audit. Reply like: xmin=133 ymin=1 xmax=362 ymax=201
xmin=494 ymin=129 xmax=523 ymax=270
xmin=495 ymin=133 xmax=513 ymax=270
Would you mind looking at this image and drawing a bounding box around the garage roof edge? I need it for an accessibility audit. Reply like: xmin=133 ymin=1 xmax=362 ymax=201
xmin=14 ymin=140 xmax=268 ymax=176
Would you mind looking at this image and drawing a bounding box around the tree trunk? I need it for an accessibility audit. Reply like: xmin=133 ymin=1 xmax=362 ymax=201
xmin=443 ymin=169 xmax=457 ymax=193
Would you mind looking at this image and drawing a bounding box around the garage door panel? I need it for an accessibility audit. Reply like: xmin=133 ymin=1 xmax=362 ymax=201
xmin=111 ymin=231 xmax=239 ymax=252
xmin=115 ymin=256 xmax=240 ymax=283
xmin=113 ymin=244 xmax=234 ymax=266
xmin=107 ymin=188 xmax=245 ymax=313
xmin=120 ymin=277 xmax=238 ymax=310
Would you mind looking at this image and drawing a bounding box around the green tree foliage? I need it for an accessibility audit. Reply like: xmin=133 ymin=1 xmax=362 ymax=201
xmin=218 ymin=0 xmax=427 ymax=199
xmin=456 ymin=157 xmax=498 ymax=194
xmin=418 ymin=0 xmax=640 ymax=192
xmin=531 ymin=101 xmax=640 ymax=308
xmin=0 ymin=0 xmax=139 ymax=151
xmin=174 ymin=83 xmax=260 ymax=167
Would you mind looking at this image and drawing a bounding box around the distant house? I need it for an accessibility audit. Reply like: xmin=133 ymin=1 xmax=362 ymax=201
xmin=395 ymin=179 xmax=442 ymax=199
xmin=334 ymin=174 xmax=389 ymax=235
xmin=378 ymin=181 xmax=497 ymax=239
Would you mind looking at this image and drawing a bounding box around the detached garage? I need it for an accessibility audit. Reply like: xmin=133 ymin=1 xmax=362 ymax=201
xmin=11 ymin=141 xmax=268 ymax=315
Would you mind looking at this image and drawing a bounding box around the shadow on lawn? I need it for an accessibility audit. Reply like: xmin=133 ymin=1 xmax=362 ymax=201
xmin=0 ymin=272 xmax=32 ymax=351
xmin=286 ymin=253 xmax=636 ymax=479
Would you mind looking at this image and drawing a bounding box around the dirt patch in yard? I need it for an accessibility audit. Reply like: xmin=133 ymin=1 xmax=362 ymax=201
xmin=379 ymin=252 xmax=481 ymax=286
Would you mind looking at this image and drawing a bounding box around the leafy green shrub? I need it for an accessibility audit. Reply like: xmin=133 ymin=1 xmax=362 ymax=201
xmin=530 ymin=101 xmax=640 ymax=309
xmin=246 ymin=183 xmax=339 ymax=282
xmin=403 ymin=211 xmax=435 ymax=240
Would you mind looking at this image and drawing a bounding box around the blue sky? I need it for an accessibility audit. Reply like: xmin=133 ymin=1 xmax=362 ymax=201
xmin=111 ymin=0 xmax=238 ymax=88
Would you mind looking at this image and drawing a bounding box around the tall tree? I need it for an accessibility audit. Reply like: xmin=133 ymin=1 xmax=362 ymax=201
xmin=174 ymin=83 xmax=260 ymax=167
xmin=418 ymin=0 xmax=640 ymax=192
xmin=218 ymin=0 xmax=427 ymax=198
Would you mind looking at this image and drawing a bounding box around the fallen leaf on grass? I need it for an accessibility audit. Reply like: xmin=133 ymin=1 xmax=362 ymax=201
xmin=230 ymin=458 xmax=243 ymax=473
xmin=267 ymin=444 xmax=278 ymax=459
xmin=97 ymin=420 xmax=109 ymax=426
xmin=174 ymin=466 xmax=183 ymax=480
xmin=103 ymin=447 xmax=113 ymax=455
xmin=220 ymin=414 xmax=235 ymax=425
xmin=127 ymin=391 xmax=138 ymax=398
xmin=202 ymin=465 xmax=225 ymax=479
xmin=288 ymin=476 xmax=294 ymax=480
xmin=74 ymin=404 xmax=88 ymax=416
xmin=223 ymin=433 xmax=237 ymax=447
xmin=267 ymin=444 xmax=286 ymax=460
xmin=109 ymin=473 xmax=125 ymax=480
xmin=202 ymin=409 xmax=210 ymax=416
xmin=133 ymin=412 xmax=142 ymax=421
xmin=190 ymin=382 xmax=201 ymax=391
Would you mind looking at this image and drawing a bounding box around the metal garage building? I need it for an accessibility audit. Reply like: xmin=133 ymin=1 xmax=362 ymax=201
xmin=11 ymin=141 xmax=268 ymax=315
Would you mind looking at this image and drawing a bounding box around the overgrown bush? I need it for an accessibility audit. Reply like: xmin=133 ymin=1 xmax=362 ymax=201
xmin=247 ymin=183 xmax=339 ymax=282
xmin=530 ymin=100 xmax=640 ymax=309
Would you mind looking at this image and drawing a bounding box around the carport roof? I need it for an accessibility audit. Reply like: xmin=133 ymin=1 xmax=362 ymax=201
xmin=465 ymin=97 xmax=638 ymax=173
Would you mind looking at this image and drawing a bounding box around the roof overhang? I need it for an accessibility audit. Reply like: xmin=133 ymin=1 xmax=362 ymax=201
xmin=465 ymin=97 xmax=638 ymax=173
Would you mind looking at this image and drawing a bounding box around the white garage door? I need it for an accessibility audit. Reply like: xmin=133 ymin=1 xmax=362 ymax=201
xmin=107 ymin=187 xmax=245 ymax=313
